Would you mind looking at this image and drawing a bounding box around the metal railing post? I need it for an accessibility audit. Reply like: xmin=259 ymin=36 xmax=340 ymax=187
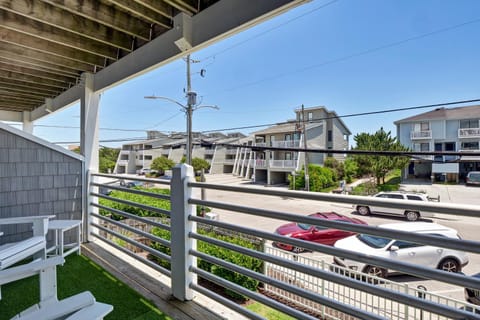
xmin=171 ymin=163 xmax=196 ymax=301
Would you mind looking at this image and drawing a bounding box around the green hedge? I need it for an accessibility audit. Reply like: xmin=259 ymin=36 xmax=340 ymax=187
xmin=98 ymin=187 xmax=170 ymax=220
xmin=99 ymin=188 xmax=262 ymax=301
xmin=150 ymin=227 xmax=263 ymax=301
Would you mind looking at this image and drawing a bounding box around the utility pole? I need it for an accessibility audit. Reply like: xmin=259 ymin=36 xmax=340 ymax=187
xmin=186 ymin=54 xmax=193 ymax=165
xmin=302 ymin=104 xmax=310 ymax=191
xmin=145 ymin=55 xmax=217 ymax=166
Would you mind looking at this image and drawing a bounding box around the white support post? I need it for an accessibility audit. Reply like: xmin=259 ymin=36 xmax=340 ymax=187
xmin=22 ymin=111 xmax=33 ymax=134
xmin=80 ymin=73 xmax=101 ymax=242
xmin=170 ymin=164 xmax=196 ymax=301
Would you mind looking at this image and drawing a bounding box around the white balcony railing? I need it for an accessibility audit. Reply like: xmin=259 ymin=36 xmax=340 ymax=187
xmin=255 ymin=142 xmax=267 ymax=147
xmin=271 ymin=140 xmax=300 ymax=148
xmin=269 ymin=159 xmax=296 ymax=168
xmin=458 ymin=128 xmax=480 ymax=138
xmin=410 ymin=130 xmax=432 ymax=140
xmin=223 ymin=159 xmax=235 ymax=164
xmin=255 ymin=159 xmax=267 ymax=168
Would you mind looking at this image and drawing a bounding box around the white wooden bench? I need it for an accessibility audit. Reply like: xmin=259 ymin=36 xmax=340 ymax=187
xmin=0 ymin=216 xmax=54 ymax=270
xmin=1 ymin=257 xmax=113 ymax=319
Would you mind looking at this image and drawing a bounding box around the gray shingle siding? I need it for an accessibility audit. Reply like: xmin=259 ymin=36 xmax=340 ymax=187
xmin=0 ymin=129 xmax=83 ymax=244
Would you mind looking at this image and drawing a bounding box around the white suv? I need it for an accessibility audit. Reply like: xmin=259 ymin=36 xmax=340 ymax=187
xmin=333 ymin=222 xmax=469 ymax=278
xmin=356 ymin=191 xmax=437 ymax=221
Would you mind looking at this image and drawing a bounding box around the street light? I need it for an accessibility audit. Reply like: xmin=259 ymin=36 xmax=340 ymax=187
xmin=145 ymin=54 xmax=218 ymax=165
xmin=144 ymin=94 xmax=218 ymax=165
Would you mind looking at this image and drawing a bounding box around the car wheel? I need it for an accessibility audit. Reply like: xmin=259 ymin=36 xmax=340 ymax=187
xmin=364 ymin=265 xmax=387 ymax=278
xmin=292 ymin=246 xmax=305 ymax=253
xmin=357 ymin=206 xmax=370 ymax=216
xmin=405 ymin=211 xmax=419 ymax=221
xmin=438 ymin=258 xmax=461 ymax=273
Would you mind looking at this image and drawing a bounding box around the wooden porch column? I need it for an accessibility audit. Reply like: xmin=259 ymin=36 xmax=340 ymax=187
xmin=80 ymin=73 xmax=101 ymax=242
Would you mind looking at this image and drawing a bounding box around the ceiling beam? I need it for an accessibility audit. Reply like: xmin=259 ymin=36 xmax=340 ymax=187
xmin=44 ymin=0 xmax=154 ymax=41
xmin=0 ymin=62 xmax=78 ymax=85
xmin=0 ymin=55 xmax=80 ymax=78
xmin=0 ymin=78 xmax=64 ymax=95
xmin=0 ymin=69 xmax=70 ymax=89
xmin=0 ymin=86 xmax=48 ymax=99
xmin=134 ymin=0 xmax=175 ymax=20
xmin=109 ymin=0 xmax=173 ymax=28
xmin=0 ymin=11 xmax=121 ymax=60
xmin=0 ymin=28 xmax=109 ymax=67
xmin=0 ymin=1 xmax=135 ymax=51
xmin=0 ymin=43 xmax=96 ymax=73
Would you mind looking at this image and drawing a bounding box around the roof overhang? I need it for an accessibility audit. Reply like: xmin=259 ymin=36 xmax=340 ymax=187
xmin=0 ymin=0 xmax=310 ymax=122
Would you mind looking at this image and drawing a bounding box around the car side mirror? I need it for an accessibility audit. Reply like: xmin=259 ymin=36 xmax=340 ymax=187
xmin=389 ymin=245 xmax=399 ymax=252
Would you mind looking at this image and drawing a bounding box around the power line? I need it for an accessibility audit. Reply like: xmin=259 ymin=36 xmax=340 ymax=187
xmin=200 ymin=0 xmax=340 ymax=61
xmin=201 ymin=98 xmax=480 ymax=133
xmin=220 ymin=16 xmax=480 ymax=93
xmin=49 ymin=98 xmax=480 ymax=146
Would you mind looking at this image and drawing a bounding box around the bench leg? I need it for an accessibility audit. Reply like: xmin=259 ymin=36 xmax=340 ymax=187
xmin=39 ymin=264 xmax=57 ymax=302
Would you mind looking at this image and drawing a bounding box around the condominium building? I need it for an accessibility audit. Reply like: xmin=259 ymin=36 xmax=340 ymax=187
xmin=394 ymin=105 xmax=480 ymax=182
xmin=114 ymin=106 xmax=351 ymax=185
xmin=231 ymin=106 xmax=351 ymax=185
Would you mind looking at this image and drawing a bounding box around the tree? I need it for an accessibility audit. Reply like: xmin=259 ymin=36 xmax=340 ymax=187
xmin=353 ymin=128 xmax=409 ymax=184
xmin=99 ymin=147 xmax=120 ymax=173
xmin=289 ymin=164 xmax=336 ymax=191
xmin=71 ymin=146 xmax=119 ymax=173
xmin=191 ymin=157 xmax=210 ymax=173
xmin=151 ymin=157 xmax=175 ymax=175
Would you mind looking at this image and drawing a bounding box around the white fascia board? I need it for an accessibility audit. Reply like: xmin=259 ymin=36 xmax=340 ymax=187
xmin=0 ymin=121 xmax=84 ymax=161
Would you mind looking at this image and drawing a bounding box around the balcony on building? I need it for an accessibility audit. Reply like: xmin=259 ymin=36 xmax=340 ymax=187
xmin=458 ymin=127 xmax=480 ymax=138
xmin=410 ymin=130 xmax=432 ymax=140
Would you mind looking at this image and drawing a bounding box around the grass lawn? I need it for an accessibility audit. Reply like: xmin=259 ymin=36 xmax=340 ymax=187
xmin=0 ymin=255 xmax=170 ymax=320
xmin=246 ymin=301 xmax=296 ymax=320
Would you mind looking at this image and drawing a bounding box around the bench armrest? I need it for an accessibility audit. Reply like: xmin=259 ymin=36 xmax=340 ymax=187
xmin=0 ymin=216 xmax=55 ymax=236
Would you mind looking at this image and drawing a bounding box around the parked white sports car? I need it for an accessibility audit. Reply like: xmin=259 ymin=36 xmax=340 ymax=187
xmin=333 ymin=222 xmax=468 ymax=278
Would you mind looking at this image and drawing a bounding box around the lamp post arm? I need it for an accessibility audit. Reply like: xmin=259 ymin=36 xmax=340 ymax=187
xmin=144 ymin=96 xmax=187 ymax=110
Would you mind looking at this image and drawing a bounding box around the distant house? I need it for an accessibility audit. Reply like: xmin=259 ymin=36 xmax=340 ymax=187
xmin=394 ymin=105 xmax=480 ymax=182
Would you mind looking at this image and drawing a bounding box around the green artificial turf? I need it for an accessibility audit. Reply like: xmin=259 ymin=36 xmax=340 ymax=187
xmin=0 ymin=255 xmax=171 ymax=320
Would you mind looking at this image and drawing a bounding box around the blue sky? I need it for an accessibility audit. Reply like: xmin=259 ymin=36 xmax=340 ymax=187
xmin=32 ymin=0 xmax=480 ymax=147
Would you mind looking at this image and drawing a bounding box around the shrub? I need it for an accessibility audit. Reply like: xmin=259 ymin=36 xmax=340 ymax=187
xmin=150 ymin=227 xmax=263 ymax=301
xmin=98 ymin=187 xmax=170 ymax=220
xmin=151 ymin=157 xmax=175 ymax=175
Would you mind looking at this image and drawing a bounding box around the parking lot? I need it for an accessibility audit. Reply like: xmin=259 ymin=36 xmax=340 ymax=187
xmin=201 ymin=174 xmax=480 ymax=302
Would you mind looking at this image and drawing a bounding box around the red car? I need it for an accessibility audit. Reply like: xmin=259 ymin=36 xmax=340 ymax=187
xmin=273 ymin=212 xmax=367 ymax=253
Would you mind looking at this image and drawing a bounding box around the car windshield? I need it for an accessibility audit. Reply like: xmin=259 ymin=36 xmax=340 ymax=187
xmin=469 ymin=173 xmax=480 ymax=180
xmin=297 ymin=223 xmax=313 ymax=230
xmin=357 ymin=234 xmax=391 ymax=249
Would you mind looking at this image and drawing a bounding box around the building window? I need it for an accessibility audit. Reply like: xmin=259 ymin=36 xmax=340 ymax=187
xmin=327 ymin=130 xmax=332 ymax=142
xmin=308 ymin=112 xmax=313 ymax=121
xmin=145 ymin=155 xmax=153 ymax=160
xmin=460 ymin=119 xmax=479 ymax=129
xmin=285 ymin=153 xmax=292 ymax=160
xmin=144 ymin=145 xmax=153 ymax=149
xmin=413 ymin=143 xmax=429 ymax=151
xmin=461 ymin=141 xmax=479 ymax=150
xmin=414 ymin=122 xmax=429 ymax=131
xmin=445 ymin=142 xmax=455 ymax=151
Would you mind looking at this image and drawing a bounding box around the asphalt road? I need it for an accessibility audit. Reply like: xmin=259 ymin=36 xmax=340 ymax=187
xmin=201 ymin=174 xmax=480 ymax=303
